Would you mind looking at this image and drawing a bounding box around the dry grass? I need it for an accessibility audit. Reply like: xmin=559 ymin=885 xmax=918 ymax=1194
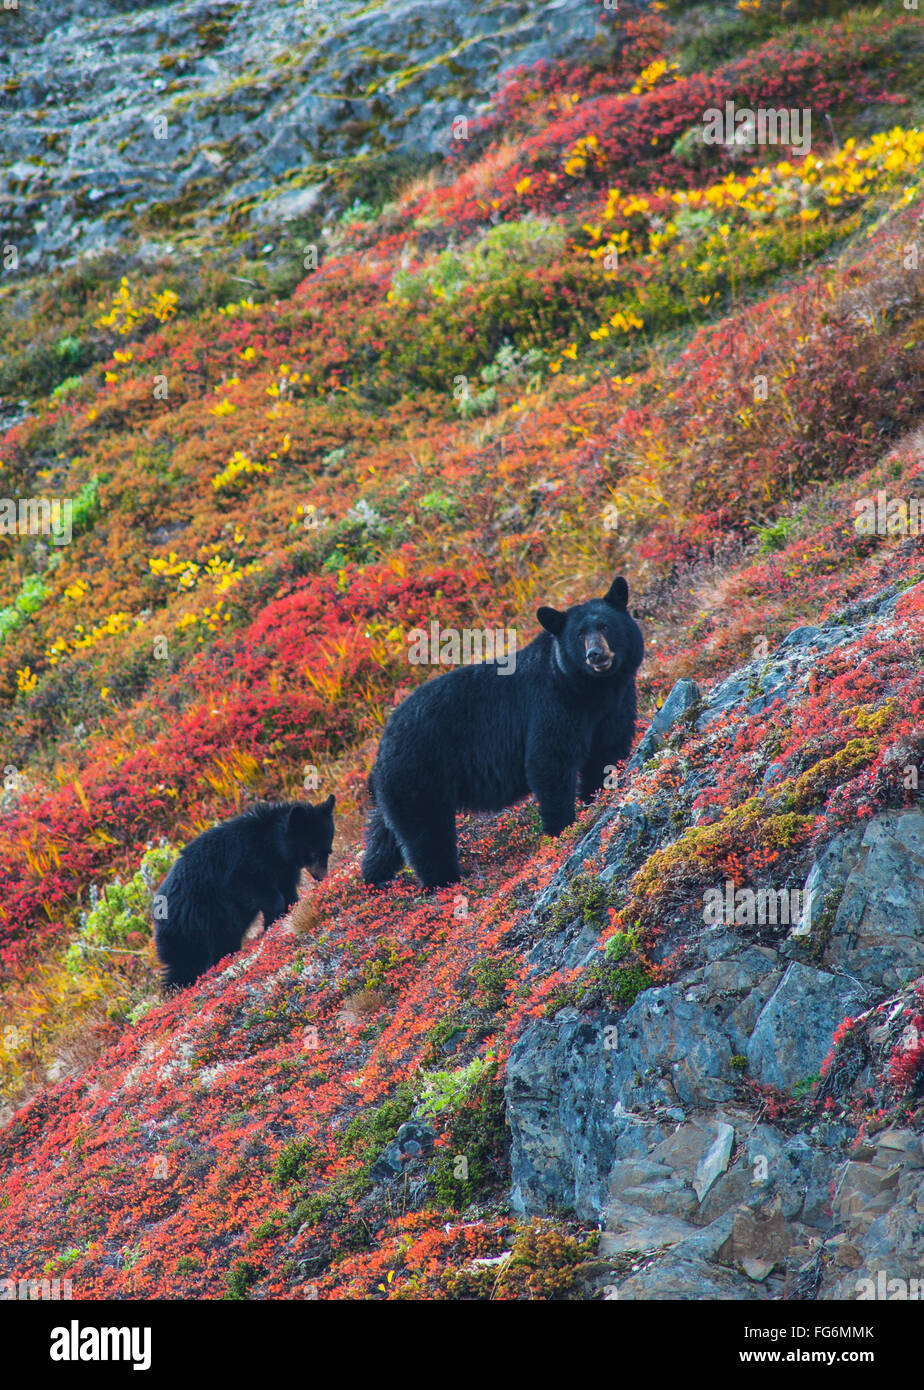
xmin=289 ymin=893 xmax=325 ymax=938
xmin=337 ymin=987 xmax=389 ymax=1027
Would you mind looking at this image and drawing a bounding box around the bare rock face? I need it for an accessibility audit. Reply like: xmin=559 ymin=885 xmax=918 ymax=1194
xmin=0 ymin=0 xmax=610 ymax=266
xmin=745 ymin=962 xmax=871 ymax=1091
xmin=506 ymin=987 xmax=737 ymax=1222
xmin=788 ymin=809 xmax=924 ymax=991
xmin=505 ymin=593 xmax=924 ymax=1300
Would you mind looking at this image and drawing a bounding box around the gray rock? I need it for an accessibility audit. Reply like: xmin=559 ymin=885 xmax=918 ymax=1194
xmin=693 ymin=1122 xmax=735 ymax=1202
xmin=0 ymin=0 xmax=613 ymax=267
xmin=626 ymin=678 xmax=700 ymax=772
xmin=746 ymin=962 xmax=870 ymax=1091
xmin=506 ymin=988 xmax=735 ymax=1219
xmin=251 ymin=182 xmax=326 ymax=225
xmin=787 ymin=826 xmax=864 ymax=942
xmin=822 ymin=810 xmax=924 ymax=990
xmin=369 ymin=1120 xmax=435 ymax=1182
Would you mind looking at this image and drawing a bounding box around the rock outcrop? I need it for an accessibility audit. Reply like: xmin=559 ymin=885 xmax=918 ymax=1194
xmin=0 ymin=0 xmax=610 ymax=267
xmin=505 ymin=583 xmax=924 ymax=1299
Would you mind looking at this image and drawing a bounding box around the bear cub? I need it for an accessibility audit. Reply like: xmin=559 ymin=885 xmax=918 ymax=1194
xmin=154 ymin=796 xmax=335 ymax=989
xmin=362 ymin=575 xmax=643 ymax=889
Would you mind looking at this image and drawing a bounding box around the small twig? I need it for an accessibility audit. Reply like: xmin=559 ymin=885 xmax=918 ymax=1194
xmin=73 ymin=942 xmax=148 ymax=956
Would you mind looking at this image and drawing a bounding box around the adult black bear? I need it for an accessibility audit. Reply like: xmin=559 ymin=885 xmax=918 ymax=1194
xmin=362 ymin=576 xmax=643 ymax=889
xmin=154 ymin=796 xmax=335 ymax=989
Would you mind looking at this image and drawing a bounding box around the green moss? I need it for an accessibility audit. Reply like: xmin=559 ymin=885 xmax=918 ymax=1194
xmin=337 ymin=1083 xmax=416 ymax=1164
xmin=446 ymin=1221 xmax=597 ymax=1300
xmin=0 ymin=573 xmax=50 ymax=644
xmin=800 ymin=886 xmax=844 ymax=962
xmin=602 ymin=959 xmax=654 ymax=1009
xmin=195 ymin=14 xmax=235 ymax=53
xmin=548 ymin=871 xmax=613 ymax=934
xmin=421 ymin=1017 xmax=468 ymax=1066
xmin=224 ymin=1260 xmax=260 ymax=1299
xmin=65 ymin=842 xmax=177 ymax=975
xmin=246 ymin=1215 xmax=284 ymax=1249
xmin=272 ymin=1137 xmax=323 ymax=1188
xmin=790 ymin=740 xmax=880 ymax=810
xmin=469 ymin=955 xmax=515 ymax=1011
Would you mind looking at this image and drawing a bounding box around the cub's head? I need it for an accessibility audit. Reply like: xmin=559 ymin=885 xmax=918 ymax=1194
xmin=285 ymin=794 xmax=336 ymax=881
xmin=537 ymin=576 xmax=644 ymax=682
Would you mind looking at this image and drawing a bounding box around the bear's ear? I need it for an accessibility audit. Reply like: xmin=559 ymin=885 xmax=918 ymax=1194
xmin=603 ymin=576 xmax=629 ymax=610
xmin=537 ymin=606 xmax=566 ymax=636
xmin=319 ymin=793 xmax=335 ymax=816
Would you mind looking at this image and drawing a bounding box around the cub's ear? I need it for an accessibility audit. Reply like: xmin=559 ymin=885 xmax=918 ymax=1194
xmin=537 ymin=606 xmax=566 ymax=637
xmin=603 ymin=576 xmax=629 ymax=610
xmin=319 ymin=793 xmax=335 ymax=816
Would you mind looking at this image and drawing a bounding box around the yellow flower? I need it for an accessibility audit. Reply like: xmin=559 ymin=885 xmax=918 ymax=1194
xmin=212 ymin=450 xmax=271 ymax=492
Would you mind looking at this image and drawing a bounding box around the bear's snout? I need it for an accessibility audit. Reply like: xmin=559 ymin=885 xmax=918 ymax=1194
xmin=307 ymin=861 xmax=328 ymax=882
xmin=584 ymin=632 xmax=614 ymax=672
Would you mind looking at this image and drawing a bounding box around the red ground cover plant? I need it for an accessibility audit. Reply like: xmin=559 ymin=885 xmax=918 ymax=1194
xmin=1 ymin=1 xmax=923 ymax=1296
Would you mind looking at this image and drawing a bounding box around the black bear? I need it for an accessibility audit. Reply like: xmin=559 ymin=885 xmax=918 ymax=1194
xmin=153 ymin=796 xmax=335 ymax=989
xmin=362 ymin=576 xmax=643 ymax=889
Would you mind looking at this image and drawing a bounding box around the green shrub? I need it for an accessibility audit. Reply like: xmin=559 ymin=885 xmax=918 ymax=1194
xmin=0 ymin=573 xmax=51 ymax=643
xmin=417 ymin=1056 xmax=494 ymax=1120
xmin=392 ymin=217 xmax=566 ymax=304
xmin=429 ymin=1064 xmax=508 ymax=1209
xmin=272 ymin=1138 xmax=322 ymax=1188
xmin=65 ymin=843 xmax=177 ymax=974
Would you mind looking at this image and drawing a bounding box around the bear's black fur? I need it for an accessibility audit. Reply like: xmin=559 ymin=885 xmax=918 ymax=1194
xmin=362 ymin=576 xmax=643 ymax=889
xmin=154 ymin=796 xmax=335 ymax=988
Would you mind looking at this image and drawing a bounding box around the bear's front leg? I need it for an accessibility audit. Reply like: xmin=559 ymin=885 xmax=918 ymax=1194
xmin=579 ymin=717 xmax=633 ymax=803
xmin=526 ymin=753 xmax=576 ymax=837
xmin=258 ymin=888 xmax=289 ymax=930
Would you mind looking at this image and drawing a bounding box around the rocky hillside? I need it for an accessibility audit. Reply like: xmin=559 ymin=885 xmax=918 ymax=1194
xmin=2 ymin=0 xmax=924 ymax=1301
xmin=1 ymin=0 xmax=602 ymax=269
